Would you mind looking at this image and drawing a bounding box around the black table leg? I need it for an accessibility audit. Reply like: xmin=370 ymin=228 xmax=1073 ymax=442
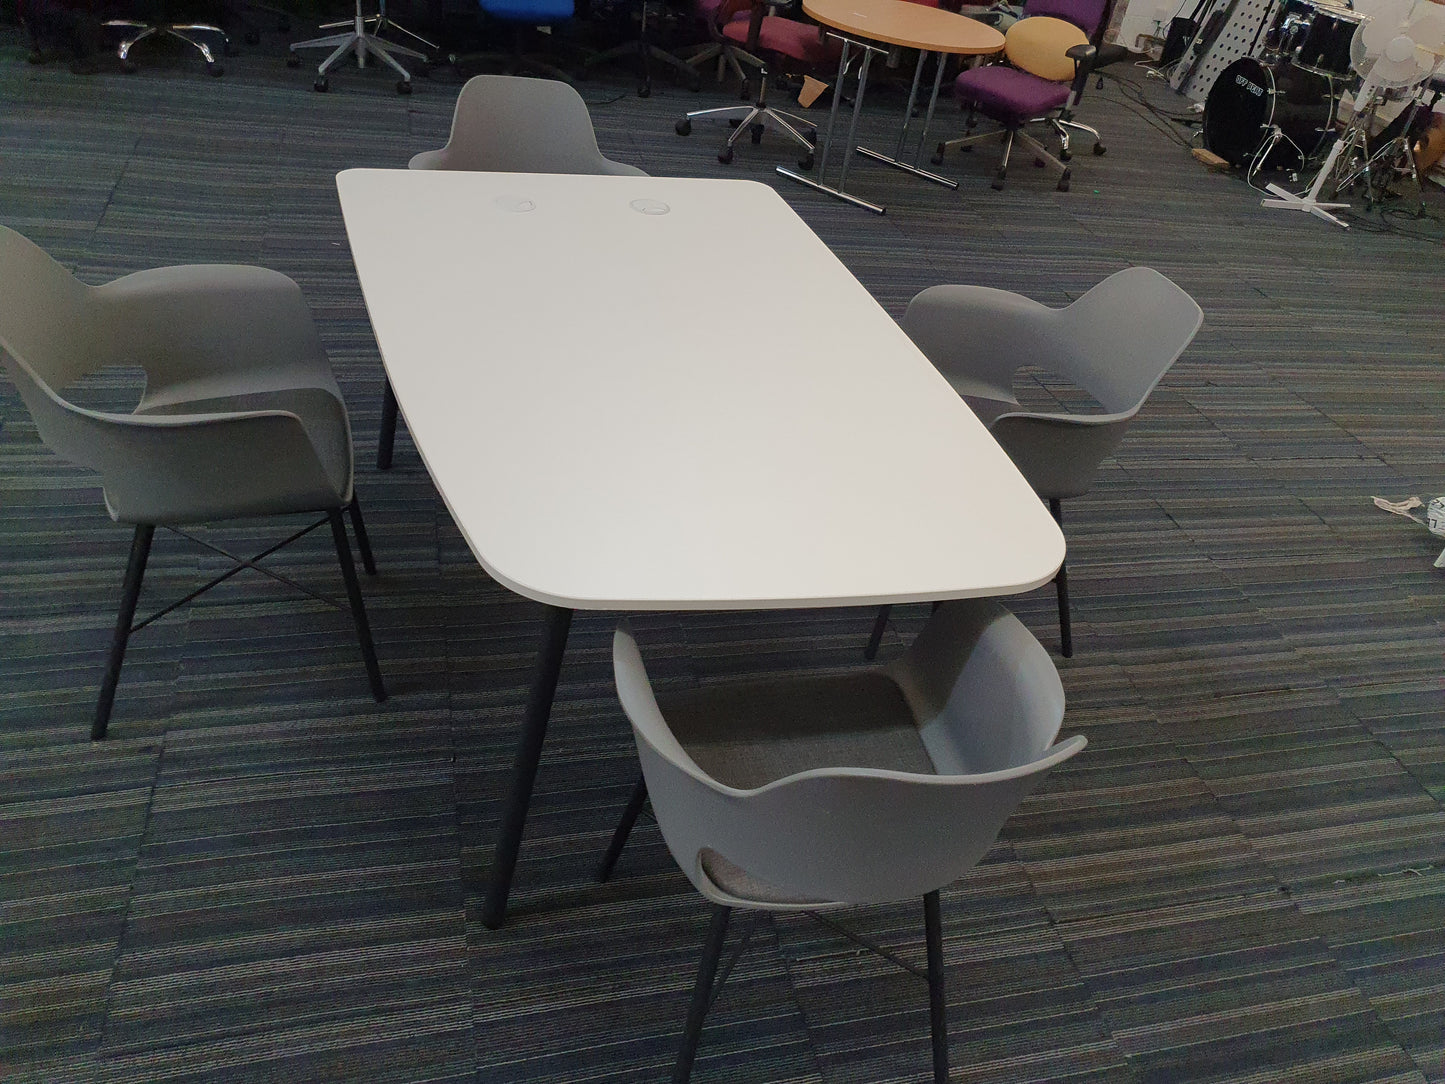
xmin=482 ymin=603 xmax=574 ymax=929
xmin=377 ymin=378 xmax=398 ymax=471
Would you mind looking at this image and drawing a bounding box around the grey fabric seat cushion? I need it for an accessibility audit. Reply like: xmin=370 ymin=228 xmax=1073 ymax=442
xmin=659 ymin=671 xmax=935 ymax=790
xmin=662 ymin=671 xmax=935 ymax=907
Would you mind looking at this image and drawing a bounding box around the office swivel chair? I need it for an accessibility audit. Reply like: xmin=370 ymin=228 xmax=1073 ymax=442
xmin=452 ymin=0 xmax=583 ymax=84
xmin=606 ymin=601 xmax=1086 ymax=1082
xmin=376 ymin=76 xmax=646 ymax=470
xmin=105 ymin=0 xmax=230 ymax=75
xmin=0 ymin=226 xmax=387 ymax=739
xmin=288 ymin=0 xmax=435 ymax=92
xmin=933 ymin=0 xmax=1124 ymax=188
xmin=674 ymin=0 xmax=838 ymax=166
xmin=677 ymin=0 xmax=765 ymax=88
xmin=584 ymin=0 xmax=701 ymax=96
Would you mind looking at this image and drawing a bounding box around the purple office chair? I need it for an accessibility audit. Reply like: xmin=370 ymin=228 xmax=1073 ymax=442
xmin=933 ymin=0 xmax=1119 ymax=190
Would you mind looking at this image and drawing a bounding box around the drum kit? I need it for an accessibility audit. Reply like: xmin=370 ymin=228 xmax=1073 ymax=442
xmin=1201 ymin=0 xmax=1445 ymax=224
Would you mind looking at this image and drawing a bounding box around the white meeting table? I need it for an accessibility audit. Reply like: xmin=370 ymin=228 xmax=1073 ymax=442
xmin=335 ymin=169 xmax=1065 ymax=928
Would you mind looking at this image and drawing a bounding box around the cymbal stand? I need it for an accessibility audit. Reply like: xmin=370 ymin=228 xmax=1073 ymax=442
xmin=1332 ymin=92 xmax=1427 ymax=214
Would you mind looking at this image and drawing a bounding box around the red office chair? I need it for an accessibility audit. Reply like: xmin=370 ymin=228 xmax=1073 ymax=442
xmin=674 ymin=0 xmax=840 ymax=166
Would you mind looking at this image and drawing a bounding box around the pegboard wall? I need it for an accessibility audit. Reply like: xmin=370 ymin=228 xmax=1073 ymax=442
xmin=1170 ymin=0 xmax=1278 ymax=101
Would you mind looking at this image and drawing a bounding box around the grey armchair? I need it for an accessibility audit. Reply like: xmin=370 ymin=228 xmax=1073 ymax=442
xmin=609 ymin=600 xmax=1086 ymax=1083
xmin=868 ymin=266 xmax=1202 ymax=659
xmin=0 ymin=225 xmax=386 ymax=739
xmin=375 ymin=74 xmax=647 ymax=470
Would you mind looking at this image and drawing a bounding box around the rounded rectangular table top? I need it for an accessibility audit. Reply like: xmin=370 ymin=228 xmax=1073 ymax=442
xmin=336 ymin=169 xmax=1063 ymax=611
xmin=802 ymin=0 xmax=1005 ymax=53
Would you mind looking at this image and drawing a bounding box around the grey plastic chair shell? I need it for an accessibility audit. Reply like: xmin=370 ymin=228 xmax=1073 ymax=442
xmin=0 ymin=226 xmax=354 ymax=525
xmin=613 ymin=600 xmax=1086 ymax=910
xmin=407 ymin=74 xmax=648 ymax=175
xmin=903 ymin=266 xmax=1203 ymax=500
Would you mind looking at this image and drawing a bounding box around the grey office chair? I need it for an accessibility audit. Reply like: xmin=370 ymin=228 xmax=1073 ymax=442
xmin=866 ymin=266 xmax=1203 ymax=660
xmin=609 ymin=600 xmax=1086 ymax=1083
xmin=0 ymin=226 xmax=386 ymax=740
xmin=376 ymin=74 xmax=647 ymax=469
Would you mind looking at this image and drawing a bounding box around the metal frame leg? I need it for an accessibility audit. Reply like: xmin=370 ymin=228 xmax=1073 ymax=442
xmin=482 ymin=604 xmax=574 ymax=929
xmin=923 ymin=890 xmax=948 ymax=1084
xmin=596 ymin=773 xmax=648 ymax=882
xmin=377 ymin=379 xmax=398 ymax=471
xmin=93 ymin=524 xmax=154 ymax=741
xmin=1049 ymin=497 xmax=1072 ymax=658
xmin=329 ymin=509 xmax=387 ymax=702
xmin=674 ymin=904 xmax=733 ymax=1084
xmin=864 ymin=603 xmax=891 ymax=661
xmin=347 ymin=497 xmax=377 ymax=577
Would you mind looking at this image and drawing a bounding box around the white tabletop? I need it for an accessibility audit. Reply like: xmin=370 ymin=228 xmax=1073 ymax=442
xmin=336 ymin=169 xmax=1064 ymax=611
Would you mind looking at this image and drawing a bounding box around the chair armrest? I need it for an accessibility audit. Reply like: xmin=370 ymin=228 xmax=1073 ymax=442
xmin=91 ymin=264 xmax=338 ymax=409
xmin=1065 ymin=43 xmax=1096 ymax=64
xmin=988 ymin=410 xmax=1133 ymax=500
xmin=902 ymin=285 xmax=1067 ymax=408
xmin=53 ymin=403 xmax=345 ymax=524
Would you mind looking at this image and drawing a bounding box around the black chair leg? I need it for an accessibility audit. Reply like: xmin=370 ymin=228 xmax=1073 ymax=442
xmin=1048 ymin=498 xmax=1072 ymax=658
xmin=597 ymin=773 xmax=648 ymax=882
xmin=93 ymin=524 xmax=154 ymax=741
xmin=675 ymin=904 xmax=732 ymax=1084
xmin=923 ymin=890 xmax=948 ymax=1084
xmin=377 ymin=378 xmax=398 ymax=471
xmin=347 ymin=497 xmax=378 ymax=576
xmin=864 ymin=603 xmax=891 ymax=660
xmin=329 ymin=510 xmax=387 ymax=702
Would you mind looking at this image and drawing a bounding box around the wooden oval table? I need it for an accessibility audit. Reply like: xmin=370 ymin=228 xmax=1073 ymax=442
xmin=778 ymin=0 xmax=1005 ymax=212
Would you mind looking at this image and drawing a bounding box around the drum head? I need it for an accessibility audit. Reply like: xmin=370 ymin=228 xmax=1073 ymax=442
xmin=1205 ymin=58 xmax=1277 ymax=167
xmin=1204 ymin=57 xmax=1334 ymax=171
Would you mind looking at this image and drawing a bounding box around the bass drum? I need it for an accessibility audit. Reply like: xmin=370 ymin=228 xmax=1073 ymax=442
xmin=1203 ymin=57 xmax=1335 ymax=171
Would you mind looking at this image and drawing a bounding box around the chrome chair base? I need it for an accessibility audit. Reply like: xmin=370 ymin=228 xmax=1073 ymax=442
xmin=290 ymin=0 xmax=430 ymax=90
xmin=105 ymin=18 xmax=228 ymax=73
xmin=678 ymin=67 xmax=815 ymax=167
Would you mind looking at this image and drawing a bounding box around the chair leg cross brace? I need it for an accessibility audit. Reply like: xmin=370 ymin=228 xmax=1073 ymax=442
xmin=673 ymin=897 xmax=949 ymax=1083
xmin=91 ymin=501 xmax=385 ymax=741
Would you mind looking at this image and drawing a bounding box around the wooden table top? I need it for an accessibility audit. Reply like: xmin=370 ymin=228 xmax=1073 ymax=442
xmin=802 ymin=0 xmax=1005 ymax=54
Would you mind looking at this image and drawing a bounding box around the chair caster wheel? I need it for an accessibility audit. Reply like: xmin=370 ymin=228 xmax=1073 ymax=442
xmin=223 ymin=37 xmax=237 ymax=56
xmin=314 ymin=76 xmax=329 ymax=91
xmin=1057 ymin=169 xmax=1071 ymax=191
xmin=675 ymin=118 xmax=692 ymax=136
xmin=804 ymin=128 xmax=816 ymax=142
xmin=1093 ymin=143 xmax=1106 ymax=156
xmin=286 ymin=52 xmax=301 ymax=67
xmin=207 ymin=61 xmax=224 ymax=76
xmin=244 ymin=29 xmax=259 ymax=45
xmin=718 ymin=146 xmax=734 ymax=164
xmin=1060 ymin=149 xmax=1071 ymax=161
xmin=397 ymin=79 xmax=411 ymax=94
xmin=930 ymin=154 xmax=943 ymax=165
xmin=1034 ymin=157 xmax=1045 ymax=167
xmin=727 ymin=118 xmax=741 ymax=127
xmin=991 ymin=172 xmax=1005 ymax=190
xmin=798 ymin=154 xmax=813 ymax=171
xmin=750 ymin=123 xmax=764 ymax=144
xmin=638 ymin=81 xmax=650 ymax=98
xmin=122 ymin=58 xmax=137 ymax=73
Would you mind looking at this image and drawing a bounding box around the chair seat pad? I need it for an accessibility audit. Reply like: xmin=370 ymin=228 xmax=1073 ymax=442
xmin=663 ymin=669 xmax=935 ymax=907
xmin=480 ymin=0 xmax=573 ymax=22
xmin=660 ymin=671 xmax=934 ymax=791
xmin=722 ymin=14 xmax=841 ymax=64
xmin=954 ymin=65 xmax=1070 ymax=121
